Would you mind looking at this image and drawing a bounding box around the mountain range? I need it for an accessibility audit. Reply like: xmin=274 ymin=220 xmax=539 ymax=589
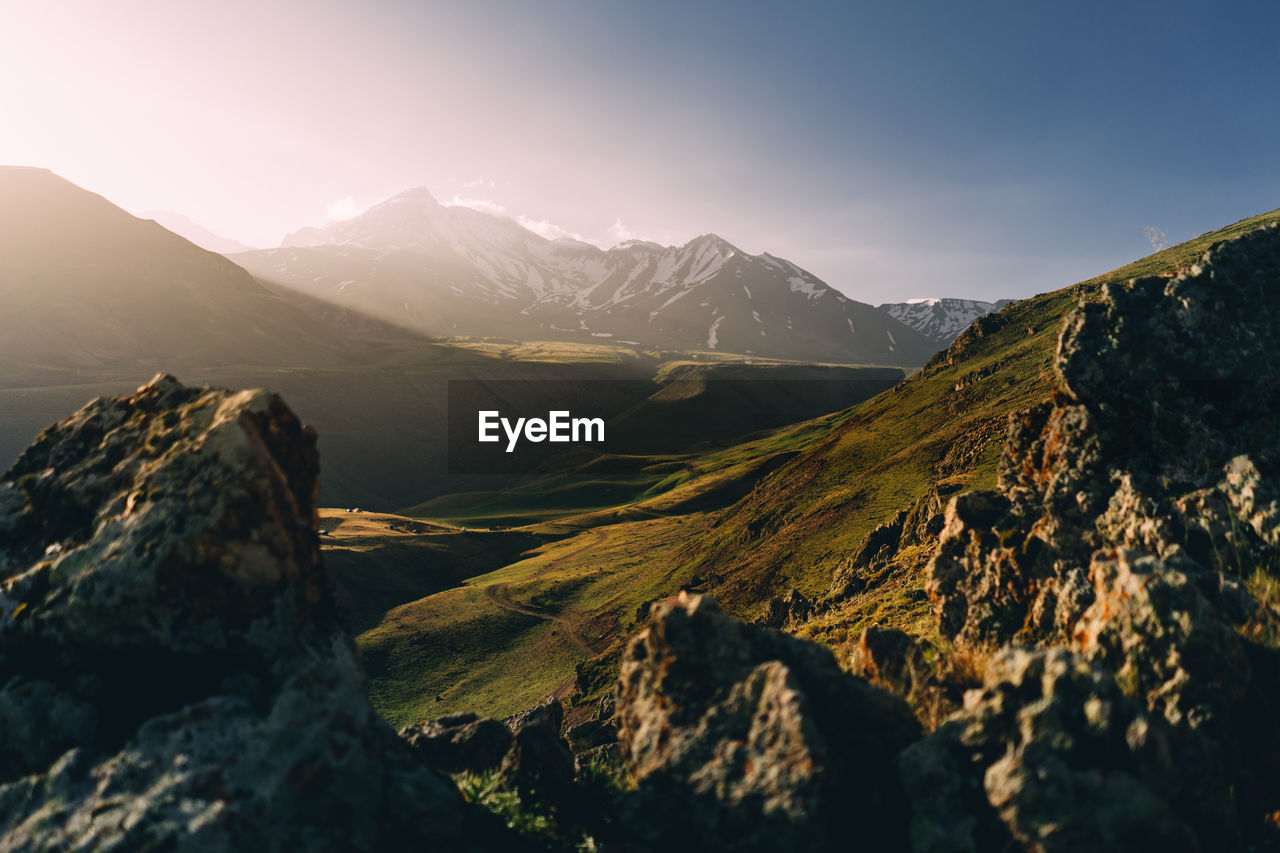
xmin=233 ymin=188 xmax=939 ymax=365
xmin=877 ymin=297 xmax=1015 ymax=344
xmin=0 ymin=167 xmax=913 ymax=511
xmin=0 ymin=167 xmax=369 ymax=381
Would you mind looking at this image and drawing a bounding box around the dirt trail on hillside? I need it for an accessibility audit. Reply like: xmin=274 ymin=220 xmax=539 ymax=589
xmin=481 ymin=527 xmax=611 ymax=653
xmin=484 ymin=583 xmax=595 ymax=656
xmin=480 ymin=528 xmax=611 ymax=658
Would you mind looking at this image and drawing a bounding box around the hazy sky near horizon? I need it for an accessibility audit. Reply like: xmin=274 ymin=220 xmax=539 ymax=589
xmin=3 ymin=0 xmax=1278 ymax=303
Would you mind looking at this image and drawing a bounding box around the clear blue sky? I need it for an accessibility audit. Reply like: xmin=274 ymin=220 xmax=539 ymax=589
xmin=3 ymin=0 xmax=1277 ymax=302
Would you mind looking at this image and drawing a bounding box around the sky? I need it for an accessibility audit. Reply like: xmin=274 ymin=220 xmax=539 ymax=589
xmin=2 ymin=0 xmax=1279 ymax=304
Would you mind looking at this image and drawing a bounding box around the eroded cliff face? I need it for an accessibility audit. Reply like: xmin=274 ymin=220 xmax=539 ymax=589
xmin=0 ymin=376 xmax=510 ymax=851
xmin=913 ymin=225 xmax=1280 ymax=848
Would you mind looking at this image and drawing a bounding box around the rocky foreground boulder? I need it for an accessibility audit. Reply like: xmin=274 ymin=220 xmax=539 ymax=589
xmin=0 ymin=376 xmax=513 ymax=851
xmin=917 ymin=224 xmax=1280 ymax=846
xmin=616 ymin=591 xmax=920 ymax=851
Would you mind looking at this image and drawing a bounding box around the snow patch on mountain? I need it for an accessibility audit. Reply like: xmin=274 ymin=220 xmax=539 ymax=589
xmin=707 ymin=316 xmax=724 ymax=350
xmin=878 ymin=297 xmax=1015 ymax=344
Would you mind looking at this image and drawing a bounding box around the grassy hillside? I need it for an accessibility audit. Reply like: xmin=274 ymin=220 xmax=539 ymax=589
xmin=341 ymin=413 xmax=848 ymax=723
xmin=684 ymin=206 xmax=1280 ymax=638
xmin=345 ymin=206 xmax=1280 ymax=723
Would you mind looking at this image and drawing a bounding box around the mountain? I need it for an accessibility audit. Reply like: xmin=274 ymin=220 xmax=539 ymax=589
xmin=235 ymin=189 xmax=937 ymax=366
xmin=0 ymin=167 xmax=437 ymax=493
xmin=877 ymin=297 xmax=1015 ymax=344
xmin=0 ymin=167 xmax=370 ymax=382
xmin=138 ymin=209 xmax=255 ymax=254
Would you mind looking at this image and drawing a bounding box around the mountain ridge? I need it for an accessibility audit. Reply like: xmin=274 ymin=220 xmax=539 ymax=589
xmin=877 ymin=296 xmax=1015 ymax=344
xmin=138 ymin=209 xmax=255 ymax=254
xmin=236 ymin=188 xmax=938 ymax=365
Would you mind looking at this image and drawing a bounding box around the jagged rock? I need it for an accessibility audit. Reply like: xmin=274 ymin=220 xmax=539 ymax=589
xmin=0 ymin=376 xmax=512 ymax=851
xmin=1072 ymin=548 xmax=1253 ymax=732
xmin=930 ymin=225 xmax=1280 ymax=649
xmin=851 ymin=626 xmax=928 ymax=691
xmin=566 ymin=719 xmax=616 ymax=756
xmin=922 ymin=225 xmax=1280 ymax=841
xmin=400 ymin=712 xmax=513 ymax=775
xmin=826 ymin=511 xmax=908 ymax=601
xmin=591 ymin=691 xmax=615 ymax=724
xmin=616 ymin=592 xmax=919 ymax=851
xmin=567 ymin=692 xmax=620 ymax=774
xmin=900 ymin=647 xmax=1234 ymax=853
xmin=757 ymin=588 xmax=812 ymax=628
xmin=498 ymin=695 xmax=576 ymax=808
xmin=824 ymin=489 xmax=951 ymax=608
xmin=503 ymin=692 xmax=565 ymax=733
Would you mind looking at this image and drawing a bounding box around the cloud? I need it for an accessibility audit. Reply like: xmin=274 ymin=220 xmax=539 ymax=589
xmin=448 ymin=195 xmax=508 ymax=216
xmin=461 ymin=177 xmax=496 ymax=189
xmin=1142 ymin=225 xmax=1170 ymax=251
xmin=607 ymin=217 xmax=636 ymax=245
xmin=517 ymin=215 xmax=585 ymax=242
xmin=326 ymin=196 xmax=367 ymax=222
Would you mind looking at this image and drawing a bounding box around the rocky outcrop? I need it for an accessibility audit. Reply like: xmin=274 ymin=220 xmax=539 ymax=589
xmin=616 ymin=591 xmax=920 ymax=851
xmin=401 ymin=711 xmax=514 ymax=775
xmin=900 ymin=648 xmax=1233 ymax=852
xmin=566 ymin=694 xmax=619 ymax=772
xmin=498 ymin=695 xmax=577 ymax=808
xmin=930 ymin=225 xmax=1280 ymax=649
xmin=757 ymin=588 xmax=812 ymax=628
xmin=919 ymin=225 xmax=1280 ymax=844
xmin=824 ymin=486 xmax=951 ymax=606
xmin=0 ymin=376 xmax=511 ymax=851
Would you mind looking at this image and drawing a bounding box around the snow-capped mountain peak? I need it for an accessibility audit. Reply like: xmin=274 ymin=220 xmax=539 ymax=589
xmin=877 ymin=297 xmax=1015 ymax=344
xmin=281 ymin=187 xmax=538 ymax=256
xmin=237 ymin=191 xmax=940 ymax=365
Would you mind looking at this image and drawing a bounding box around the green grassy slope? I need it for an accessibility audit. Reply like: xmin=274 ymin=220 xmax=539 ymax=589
xmin=346 ymin=207 xmax=1280 ymax=723
xmin=357 ymin=513 xmax=714 ymax=725
xmin=684 ymin=206 xmax=1280 ymax=621
xmin=343 ymin=413 xmax=845 ymax=723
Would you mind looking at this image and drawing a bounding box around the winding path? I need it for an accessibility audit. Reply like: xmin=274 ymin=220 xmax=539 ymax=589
xmin=478 ymin=527 xmax=612 ymax=658
xmin=484 ymin=583 xmax=596 ymax=656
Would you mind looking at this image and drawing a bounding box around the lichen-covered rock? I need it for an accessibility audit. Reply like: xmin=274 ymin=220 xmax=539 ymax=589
xmin=1072 ymin=548 xmax=1253 ymax=731
xmin=616 ymin=592 xmax=919 ymax=851
xmin=0 ymin=376 xmax=512 ymax=851
xmin=757 ymin=588 xmax=812 ymax=628
xmin=498 ymin=695 xmax=577 ymax=808
xmin=401 ymin=711 xmax=514 ymax=775
xmin=900 ymin=648 xmax=1234 ymax=853
xmin=929 ymin=226 xmax=1280 ymax=649
xmin=920 ymin=225 xmax=1280 ymax=843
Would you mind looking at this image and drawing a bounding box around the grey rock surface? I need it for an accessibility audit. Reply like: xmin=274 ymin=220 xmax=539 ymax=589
xmin=900 ymin=647 xmax=1232 ymax=853
xmin=917 ymin=225 xmax=1280 ymax=846
xmin=0 ymin=375 xmax=511 ymax=851
xmin=616 ymin=591 xmax=919 ymax=851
